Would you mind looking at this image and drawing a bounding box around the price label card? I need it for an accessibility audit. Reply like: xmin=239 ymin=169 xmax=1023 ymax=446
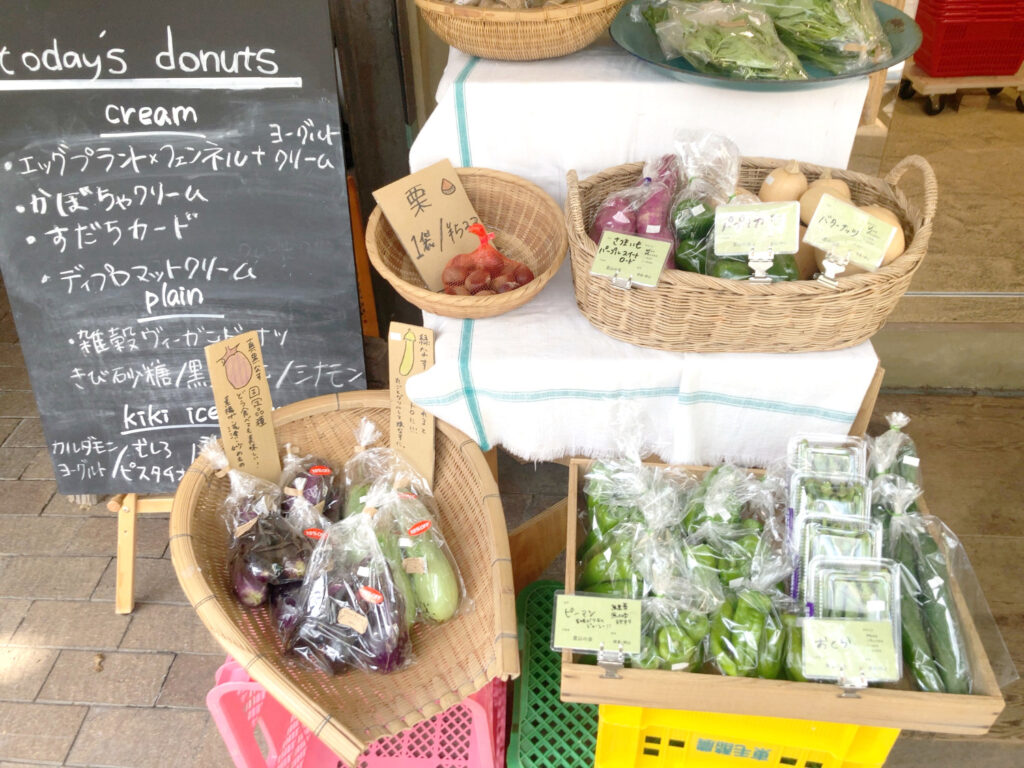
xmin=714 ymin=201 xmax=800 ymax=257
xmin=551 ymin=593 xmax=642 ymax=654
xmin=590 ymin=232 xmax=671 ymax=288
xmin=802 ymin=619 xmax=900 ymax=682
xmin=803 ymin=194 xmax=898 ymax=273
xmin=205 ymin=330 xmax=281 ymax=483
xmin=373 ymin=160 xmax=482 ymax=291
xmin=388 ymin=322 xmax=435 ymax=485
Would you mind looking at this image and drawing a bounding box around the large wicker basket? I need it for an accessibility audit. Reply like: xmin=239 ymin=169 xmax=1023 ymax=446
xmin=366 ymin=167 xmax=567 ymax=319
xmin=565 ymin=155 xmax=938 ymax=353
xmin=414 ymin=0 xmax=627 ymax=61
xmin=169 ymin=391 xmax=517 ymax=766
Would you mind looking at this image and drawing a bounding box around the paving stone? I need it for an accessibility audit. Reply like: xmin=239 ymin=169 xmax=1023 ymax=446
xmin=42 ymin=492 xmax=113 ymax=517
xmin=0 ymin=515 xmax=82 ymax=556
xmin=157 ymin=654 xmax=225 ymax=708
xmin=0 ymin=480 xmax=55 ymax=515
xmin=0 ymin=447 xmax=40 ymax=480
xmin=120 ymin=604 xmax=223 ymax=655
xmin=0 ymin=701 xmax=87 ymax=763
xmin=888 ymin=737 xmax=1024 ymax=767
xmin=92 ymin=557 xmax=186 ymax=605
xmin=5 ymin=418 xmax=45 ymax=447
xmin=191 ymin=719 xmax=235 ymax=768
xmin=66 ymin=707 xmax=209 ymax=768
xmin=0 ymin=367 xmax=31 ymax=390
xmin=0 ymin=419 xmax=18 ymax=444
xmin=0 ymin=555 xmax=108 ymax=599
xmin=500 ymin=492 xmax=532 ymax=531
xmin=21 ymin=449 xmax=55 ymax=480
xmin=64 ymin=515 xmax=168 ymax=558
xmin=0 ymin=646 xmax=58 ymax=701
xmin=38 ymin=650 xmax=173 ymax=707
xmin=0 ymin=391 xmax=38 ymax=418
xmin=11 ymin=600 xmax=129 ymax=649
xmin=0 ymin=598 xmax=30 ymax=642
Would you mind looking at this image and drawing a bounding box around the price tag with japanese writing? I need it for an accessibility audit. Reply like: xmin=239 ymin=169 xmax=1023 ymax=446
xmin=204 ymin=330 xmax=281 ymax=482
xmin=802 ymin=619 xmax=900 ymax=683
xmin=590 ymin=232 xmax=671 ymax=289
xmin=803 ymin=194 xmax=898 ymax=272
xmin=551 ymin=593 xmax=641 ymax=654
xmin=388 ymin=322 xmax=435 ymax=485
xmin=713 ymin=201 xmax=800 ymax=257
xmin=372 ymin=160 xmax=482 ymax=291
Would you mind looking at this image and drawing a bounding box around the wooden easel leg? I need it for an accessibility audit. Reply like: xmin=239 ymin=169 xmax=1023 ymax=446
xmin=115 ymin=493 xmax=138 ymax=615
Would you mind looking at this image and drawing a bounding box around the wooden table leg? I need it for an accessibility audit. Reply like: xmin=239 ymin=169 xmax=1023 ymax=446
xmin=115 ymin=493 xmax=138 ymax=615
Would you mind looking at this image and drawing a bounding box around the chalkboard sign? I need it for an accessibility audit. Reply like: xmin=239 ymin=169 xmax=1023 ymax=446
xmin=0 ymin=0 xmax=365 ymax=495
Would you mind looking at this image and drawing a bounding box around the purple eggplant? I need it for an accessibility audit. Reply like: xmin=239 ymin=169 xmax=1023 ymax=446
xmin=281 ymin=457 xmax=338 ymax=520
xmin=232 ymin=554 xmax=270 ymax=607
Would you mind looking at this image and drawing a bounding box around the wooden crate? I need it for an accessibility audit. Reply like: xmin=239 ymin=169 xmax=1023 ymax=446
xmin=561 ymin=458 xmax=1005 ymax=735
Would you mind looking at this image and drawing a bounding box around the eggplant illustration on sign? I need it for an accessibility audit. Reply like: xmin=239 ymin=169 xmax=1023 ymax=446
xmin=218 ymin=344 xmax=253 ymax=389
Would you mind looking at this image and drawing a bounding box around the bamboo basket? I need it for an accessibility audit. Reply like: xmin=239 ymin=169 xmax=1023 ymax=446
xmin=565 ymin=155 xmax=938 ymax=353
xmin=366 ymin=167 xmax=567 ymax=319
xmin=414 ymin=0 xmax=627 ymax=61
xmin=169 ymin=391 xmax=518 ymax=767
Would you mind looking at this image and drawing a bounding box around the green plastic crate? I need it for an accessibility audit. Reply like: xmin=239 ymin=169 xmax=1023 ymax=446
xmin=508 ymin=581 xmax=599 ymax=768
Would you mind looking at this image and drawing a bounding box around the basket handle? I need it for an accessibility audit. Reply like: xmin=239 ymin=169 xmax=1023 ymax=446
xmin=565 ymin=169 xmax=583 ymax=232
xmin=883 ymin=154 xmax=938 ymax=227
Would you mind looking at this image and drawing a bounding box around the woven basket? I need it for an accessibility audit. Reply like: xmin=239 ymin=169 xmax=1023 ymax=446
xmin=169 ymin=390 xmax=517 ymax=767
xmin=366 ymin=167 xmax=567 ymax=319
xmin=414 ymin=0 xmax=627 ymax=61
xmin=565 ymin=155 xmax=938 ymax=353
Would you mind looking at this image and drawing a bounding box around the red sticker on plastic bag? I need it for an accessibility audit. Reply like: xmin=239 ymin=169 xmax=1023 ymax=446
xmin=397 ymin=491 xmax=418 ymax=500
xmin=407 ymin=520 xmax=432 ymax=537
xmin=303 ymin=528 xmax=325 ymax=540
xmin=359 ymin=586 xmax=384 ymax=605
xmin=310 ymin=465 xmax=332 ymax=477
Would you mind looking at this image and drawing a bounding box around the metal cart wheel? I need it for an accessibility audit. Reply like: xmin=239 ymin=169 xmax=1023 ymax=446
xmin=987 ymin=87 xmax=1004 ymax=96
xmin=1017 ymin=95 xmax=1024 ymax=112
xmin=924 ymin=94 xmax=946 ymax=115
xmin=898 ymin=79 xmax=916 ymax=100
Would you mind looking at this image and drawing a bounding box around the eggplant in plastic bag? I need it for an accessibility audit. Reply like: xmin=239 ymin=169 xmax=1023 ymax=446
xmin=280 ymin=450 xmax=339 ymax=521
xmin=289 ymin=514 xmax=413 ymax=674
xmin=381 ymin=488 xmax=468 ymax=624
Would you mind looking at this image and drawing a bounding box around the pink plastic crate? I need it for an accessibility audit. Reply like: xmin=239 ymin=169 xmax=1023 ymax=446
xmin=207 ymin=658 xmax=506 ymax=768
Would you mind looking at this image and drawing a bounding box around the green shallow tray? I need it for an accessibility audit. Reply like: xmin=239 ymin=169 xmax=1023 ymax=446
xmin=611 ymin=0 xmax=922 ymax=90
xmin=508 ymin=581 xmax=598 ymax=768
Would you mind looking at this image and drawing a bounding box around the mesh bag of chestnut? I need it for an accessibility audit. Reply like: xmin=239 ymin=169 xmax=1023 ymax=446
xmin=441 ymin=222 xmax=535 ymax=296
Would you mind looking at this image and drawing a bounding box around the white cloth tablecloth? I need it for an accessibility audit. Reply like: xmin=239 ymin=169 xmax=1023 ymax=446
xmin=410 ymin=42 xmax=871 ymax=205
xmin=405 ymin=263 xmax=879 ymax=468
xmin=404 ymin=42 xmax=878 ymax=467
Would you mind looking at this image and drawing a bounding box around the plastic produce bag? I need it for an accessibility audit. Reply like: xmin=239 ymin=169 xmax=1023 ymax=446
xmin=377 ymin=485 xmax=470 ymax=625
xmin=888 ymin=513 xmax=973 ymax=693
xmin=681 ymin=463 xmax=760 ymax=535
xmin=709 ymin=587 xmax=788 ymax=677
xmin=341 ymin=418 xmax=428 ymax=519
xmin=279 ymin=449 xmax=339 ymax=521
xmin=653 ymin=1 xmax=809 ymax=81
xmin=630 ymin=597 xmax=710 ymax=671
xmin=744 ymin=0 xmax=892 ymax=74
xmin=589 ymin=153 xmax=682 ymax=248
xmin=868 ymin=412 xmax=921 ymax=485
xmin=870 ymin=473 xmax=921 ymax=533
xmin=289 ymin=514 xmax=413 ymax=675
xmin=442 ymin=222 xmax=534 ymax=296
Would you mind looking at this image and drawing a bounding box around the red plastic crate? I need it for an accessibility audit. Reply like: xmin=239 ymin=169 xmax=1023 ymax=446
xmin=915 ymin=9 xmax=1024 ymax=75
xmin=207 ymin=658 xmax=507 ymax=768
xmin=916 ymin=0 xmax=1024 ymax=22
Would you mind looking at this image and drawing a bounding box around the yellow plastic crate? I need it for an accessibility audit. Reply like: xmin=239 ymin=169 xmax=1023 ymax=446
xmin=595 ymin=705 xmax=900 ymax=768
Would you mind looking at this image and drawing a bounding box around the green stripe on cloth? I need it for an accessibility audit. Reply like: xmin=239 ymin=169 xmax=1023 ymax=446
xmin=454 ymin=57 xmax=479 ymax=167
xmin=676 ymin=392 xmax=854 ymax=422
xmin=458 ymin=320 xmax=489 ymax=449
